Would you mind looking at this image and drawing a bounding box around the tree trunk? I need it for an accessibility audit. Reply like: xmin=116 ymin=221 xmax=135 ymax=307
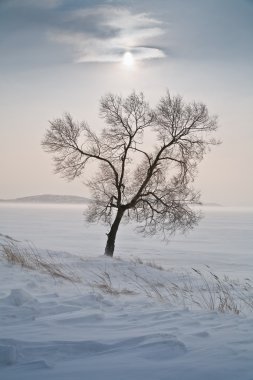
xmin=104 ymin=208 xmax=124 ymax=257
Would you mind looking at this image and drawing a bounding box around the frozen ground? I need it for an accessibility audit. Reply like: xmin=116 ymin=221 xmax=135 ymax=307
xmin=0 ymin=204 xmax=253 ymax=379
xmin=0 ymin=203 xmax=253 ymax=277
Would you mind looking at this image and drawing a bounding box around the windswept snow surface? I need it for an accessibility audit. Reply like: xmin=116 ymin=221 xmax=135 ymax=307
xmin=0 ymin=204 xmax=253 ymax=379
xmin=0 ymin=251 xmax=253 ymax=380
xmin=0 ymin=203 xmax=253 ymax=277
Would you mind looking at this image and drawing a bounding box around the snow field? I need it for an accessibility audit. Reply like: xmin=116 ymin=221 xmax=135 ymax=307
xmin=0 ymin=205 xmax=253 ymax=379
xmin=0 ymin=241 xmax=253 ymax=379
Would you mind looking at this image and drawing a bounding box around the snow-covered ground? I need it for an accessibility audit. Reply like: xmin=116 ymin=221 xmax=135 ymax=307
xmin=0 ymin=204 xmax=253 ymax=379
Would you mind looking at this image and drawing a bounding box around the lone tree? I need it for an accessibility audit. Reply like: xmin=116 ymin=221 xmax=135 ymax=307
xmin=42 ymin=91 xmax=218 ymax=257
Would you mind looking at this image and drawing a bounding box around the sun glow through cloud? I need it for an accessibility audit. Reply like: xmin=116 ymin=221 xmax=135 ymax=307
xmin=48 ymin=6 xmax=166 ymax=63
xmin=122 ymin=52 xmax=134 ymax=67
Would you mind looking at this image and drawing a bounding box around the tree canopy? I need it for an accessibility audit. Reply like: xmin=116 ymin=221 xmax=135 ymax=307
xmin=42 ymin=91 xmax=218 ymax=257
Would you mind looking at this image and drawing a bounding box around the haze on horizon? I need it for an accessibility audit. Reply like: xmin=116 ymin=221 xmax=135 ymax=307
xmin=0 ymin=0 xmax=253 ymax=206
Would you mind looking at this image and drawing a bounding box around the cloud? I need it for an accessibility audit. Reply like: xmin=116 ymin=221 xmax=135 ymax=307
xmin=2 ymin=0 xmax=62 ymax=9
xmin=49 ymin=6 xmax=166 ymax=63
xmin=0 ymin=1 xmax=167 ymax=65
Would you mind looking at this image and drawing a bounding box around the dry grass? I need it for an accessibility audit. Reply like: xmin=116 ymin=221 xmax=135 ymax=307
xmin=132 ymin=257 xmax=165 ymax=271
xmin=1 ymin=238 xmax=252 ymax=315
xmin=190 ymin=268 xmax=240 ymax=314
xmin=130 ymin=267 xmax=253 ymax=315
xmin=90 ymin=270 xmax=136 ymax=296
xmin=87 ymin=264 xmax=253 ymax=315
xmin=0 ymin=240 xmax=81 ymax=283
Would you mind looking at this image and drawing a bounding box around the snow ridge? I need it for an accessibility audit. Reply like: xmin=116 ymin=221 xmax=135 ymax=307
xmin=0 ymin=242 xmax=253 ymax=379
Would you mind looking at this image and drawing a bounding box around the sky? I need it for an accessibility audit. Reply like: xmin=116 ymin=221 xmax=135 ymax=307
xmin=0 ymin=0 xmax=253 ymax=206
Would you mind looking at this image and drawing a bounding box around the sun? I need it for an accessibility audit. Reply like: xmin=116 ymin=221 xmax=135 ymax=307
xmin=122 ymin=51 xmax=134 ymax=67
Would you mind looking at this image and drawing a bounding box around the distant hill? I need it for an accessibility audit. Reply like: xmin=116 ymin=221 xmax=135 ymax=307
xmin=0 ymin=195 xmax=222 ymax=206
xmin=201 ymin=202 xmax=222 ymax=207
xmin=0 ymin=194 xmax=90 ymax=204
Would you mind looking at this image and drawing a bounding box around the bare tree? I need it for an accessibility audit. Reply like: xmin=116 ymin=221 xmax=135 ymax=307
xmin=42 ymin=91 xmax=219 ymax=257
